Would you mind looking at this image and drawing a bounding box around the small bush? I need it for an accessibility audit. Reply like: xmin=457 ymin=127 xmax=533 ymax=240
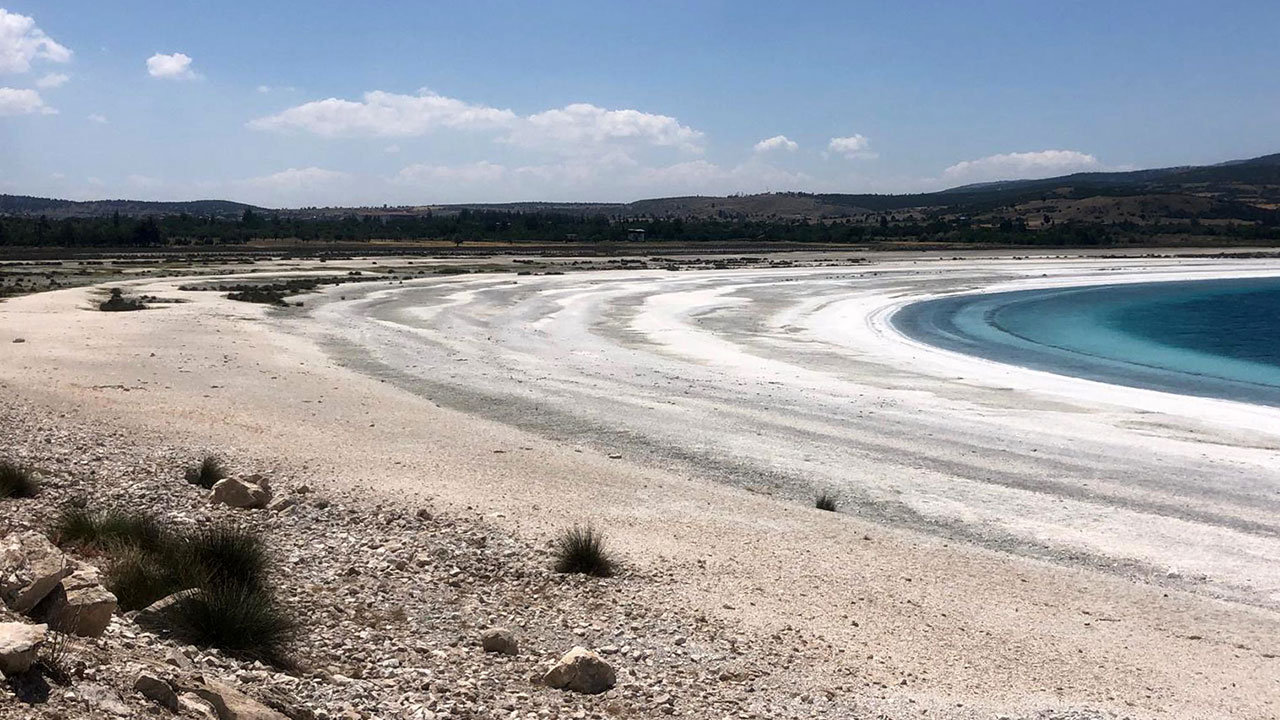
xmin=105 ymin=546 xmax=183 ymax=611
xmin=0 ymin=460 xmax=38 ymax=499
xmin=814 ymin=490 xmax=839 ymax=512
xmin=54 ymin=508 xmax=168 ymax=552
xmin=168 ymin=584 xmax=295 ymax=665
xmin=178 ymin=525 xmax=267 ymax=592
xmin=35 ymin=626 xmax=76 ymax=684
xmin=553 ymin=525 xmax=615 ymax=577
xmin=184 ymin=455 xmax=226 ymax=489
xmin=99 ymin=288 xmax=145 ymax=312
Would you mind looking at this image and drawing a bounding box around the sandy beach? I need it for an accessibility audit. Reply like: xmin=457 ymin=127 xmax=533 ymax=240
xmin=4 ymin=251 xmax=1280 ymax=719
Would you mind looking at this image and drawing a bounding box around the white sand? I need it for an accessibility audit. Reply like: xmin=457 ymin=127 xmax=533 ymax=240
xmin=3 ymin=252 xmax=1280 ymax=719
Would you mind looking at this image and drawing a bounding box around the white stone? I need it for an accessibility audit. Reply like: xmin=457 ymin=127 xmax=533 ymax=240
xmin=0 ymin=621 xmax=46 ymax=675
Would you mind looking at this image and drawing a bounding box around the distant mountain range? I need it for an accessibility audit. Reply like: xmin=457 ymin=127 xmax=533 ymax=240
xmin=4 ymin=152 xmax=1280 ymax=223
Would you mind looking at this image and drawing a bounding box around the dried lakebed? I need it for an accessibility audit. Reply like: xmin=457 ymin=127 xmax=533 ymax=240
xmin=306 ymin=258 xmax=1280 ymax=610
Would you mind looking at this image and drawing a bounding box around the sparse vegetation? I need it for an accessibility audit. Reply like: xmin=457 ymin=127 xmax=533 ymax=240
xmin=179 ymin=525 xmax=267 ymax=592
xmin=184 ymin=454 xmax=227 ymax=489
xmin=99 ymin=287 xmax=145 ymax=311
xmin=226 ymin=287 xmax=290 ymax=306
xmin=35 ymin=625 xmax=77 ymax=685
xmin=55 ymin=505 xmax=292 ymax=662
xmin=54 ymin=507 xmax=168 ymax=552
xmin=166 ymin=582 xmax=296 ymax=666
xmin=553 ymin=524 xmax=616 ymax=577
xmin=104 ymin=544 xmax=183 ymax=611
xmin=0 ymin=459 xmax=38 ymax=498
xmin=815 ymin=490 xmax=839 ymax=512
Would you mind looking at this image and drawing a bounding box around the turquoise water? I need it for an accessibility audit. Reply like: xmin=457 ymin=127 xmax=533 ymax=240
xmin=891 ymin=276 xmax=1280 ymax=406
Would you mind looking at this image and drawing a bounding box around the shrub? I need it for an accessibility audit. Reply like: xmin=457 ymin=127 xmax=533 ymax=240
xmin=105 ymin=546 xmax=183 ymax=611
xmin=99 ymin=288 xmax=145 ymax=312
xmin=35 ymin=626 xmax=76 ymax=685
xmin=0 ymin=460 xmax=38 ymax=499
xmin=814 ymin=490 xmax=839 ymax=512
xmin=54 ymin=508 xmax=168 ymax=553
xmin=184 ymin=455 xmax=226 ymax=489
xmin=178 ymin=525 xmax=267 ymax=592
xmin=553 ymin=525 xmax=615 ymax=577
xmin=168 ymin=583 xmax=295 ymax=665
xmin=226 ymin=288 xmax=288 ymax=306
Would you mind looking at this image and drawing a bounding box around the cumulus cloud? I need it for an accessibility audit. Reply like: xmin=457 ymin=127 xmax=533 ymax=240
xmin=396 ymin=161 xmax=509 ymax=186
xmin=391 ymin=156 xmax=809 ymax=203
xmin=942 ymin=149 xmax=1102 ymax=183
xmin=249 ymin=90 xmax=515 ymax=137
xmin=753 ymin=135 xmax=798 ymax=153
xmin=827 ymin=134 xmax=874 ymax=159
xmin=0 ymin=87 xmax=54 ymax=115
xmin=87 ymin=112 xmax=108 ymax=124
xmin=0 ymin=9 xmax=71 ymax=74
xmin=239 ymin=166 xmax=350 ymax=190
xmin=250 ymin=90 xmax=704 ymax=157
xmin=146 ymin=52 xmax=199 ymax=80
xmin=35 ymin=72 xmax=68 ymax=88
xmin=500 ymin=103 xmax=704 ymax=154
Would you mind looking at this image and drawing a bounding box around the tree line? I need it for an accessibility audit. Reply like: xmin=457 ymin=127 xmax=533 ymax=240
xmin=2 ymin=206 xmax=1279 ymax=248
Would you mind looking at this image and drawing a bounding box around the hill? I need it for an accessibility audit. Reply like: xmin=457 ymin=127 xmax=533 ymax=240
xmin=0 ymin=195 xmax=261 ymax=219
xmin=3 ymin=152 xmax=1280 ymax=235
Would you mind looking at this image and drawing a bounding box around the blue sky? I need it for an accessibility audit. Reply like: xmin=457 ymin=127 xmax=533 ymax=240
xmin=2 ymin=1 xmax=1278 ymax=207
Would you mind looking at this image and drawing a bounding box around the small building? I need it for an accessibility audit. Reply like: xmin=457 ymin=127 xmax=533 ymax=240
xmin=626 ymin=228 xmax=646 ymax=241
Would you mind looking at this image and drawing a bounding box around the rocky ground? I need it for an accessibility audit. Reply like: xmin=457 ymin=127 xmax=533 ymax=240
xmin=0 ymin=394 xmax=1003 ymax=720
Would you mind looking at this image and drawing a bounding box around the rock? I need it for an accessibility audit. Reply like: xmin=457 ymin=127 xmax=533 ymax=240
xmin=480 ymin=627 xmax=519 ymax=655
xmin=540 ymin=646 xmax=616 ymax=694
xmin=11 ymin=338 xmax=24 ymax=343
xmin=256 ymin=685 xmax=317 ymax=720
xmin=0 ymin=531 xmax=71 ymax=613
xmin=210 ymin=476 xmax=272 ymax=509
xmin=135 ymin=673 xmax=180 ymax=711
xmin=179 ymin=693 xmax=222 ymax=720
xmin=131 ymin=589 xmax=199 ymax=631
xmin=80 ymin=681 xmax=133 ymax=716
xmin=164 ymin=647 xmax=193 ymax=669
xmin=37 ymin=566 xmax=118 ymax=637
xmin=0 ymin=621 xmax=46 ymax=675
xmin=182 ymin=677 xmax=292 ymax=720
xmin=268 ymin=496 xmax=299 ymax=513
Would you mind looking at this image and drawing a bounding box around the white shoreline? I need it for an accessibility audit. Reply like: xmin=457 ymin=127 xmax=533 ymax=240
xmin=853 ymin=263 xmax=1280 ymax=433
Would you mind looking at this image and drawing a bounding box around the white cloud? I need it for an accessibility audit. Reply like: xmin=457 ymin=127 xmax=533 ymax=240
xmin=249 ymin=90 xmax=515 ymax=137
xmin=87 ymin=112 xmax=108 ymax=124
xmin=391 ymin=157 xmax=808 ymax=203
xmin=146 ymin=52 xmax=198 ymax=80
xmin=239 ymin=166 xmax=350 ymax=191
xmin=0 ymin=86 xmax=54 ymax=115
xmin=827 ymin=134 xmax=874 ymax=159
xmin=383 ymin=144 xmax=400 ymax=153
xmin=250 ymin=91 xmax=704 ymax=157
xmin=396 ymin=161 xmax=509 ymax=186
xmin=256 ymin=85 xmax=270 ymax=94
xmin=35 ymin=72 xmax=68 ymax=88
xmin=221 ymin=167 xmax=355 ymax=207
xmin=753 ymin=135 xmax=798 ymax=153
xmin=942 ymin=149 xmax=1102 ymax=183
xmin=0 ymin=9 xmax=71 ymax=74
xmin=500 ymin=103 xmax=704 ymax=154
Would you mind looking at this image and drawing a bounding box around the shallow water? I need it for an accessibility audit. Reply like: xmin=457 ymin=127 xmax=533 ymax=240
xmin=892 ymin=276 xmax=1280 ymax=406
